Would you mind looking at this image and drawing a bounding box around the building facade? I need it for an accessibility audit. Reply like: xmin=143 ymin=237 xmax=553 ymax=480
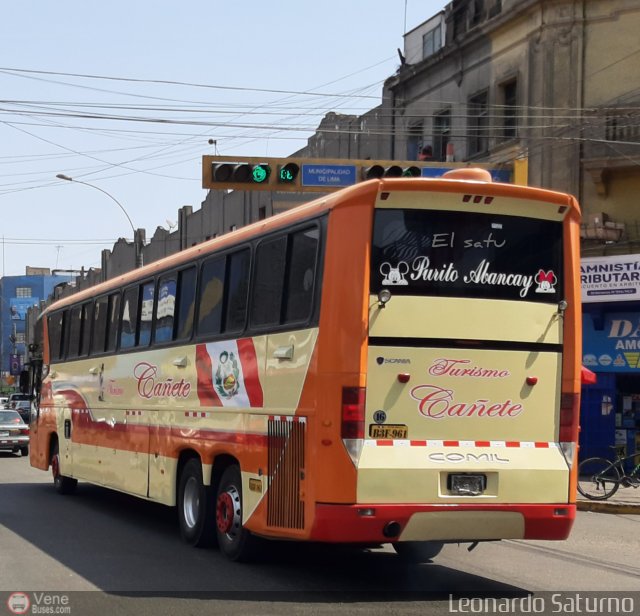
xmin=0 ymin=270 xmax=74 ymax=389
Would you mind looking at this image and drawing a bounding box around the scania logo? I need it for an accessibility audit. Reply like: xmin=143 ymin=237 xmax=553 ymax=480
xmin=428 ymin=452 xmax=510 ymax=464
xmin=376 ymin=357 xmax=411 ymax=365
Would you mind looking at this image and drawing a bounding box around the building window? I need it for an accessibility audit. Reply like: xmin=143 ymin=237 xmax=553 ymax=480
xmin=258 ymin=206 xmax=267 ymax=221
xmin=469 ymin=0 xmax=485 ymax=27
xmin=422 ymin=25 xmax=441 ymax=59
xmin=501 ymin=79 xmax=517 ymax=140
xmin=433 ymin=110 xmax=451 ymax=162
xmin=16 ymin=332 xmax=25 ymax=344
xmin=468 ymin=90 xmax=489 ymax=156
xmin=16 ymin=287 xmax=31 ymax=298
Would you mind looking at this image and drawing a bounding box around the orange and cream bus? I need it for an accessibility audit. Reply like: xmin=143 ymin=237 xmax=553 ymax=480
xmin=28 ymin=168 xmax=582 ymax=562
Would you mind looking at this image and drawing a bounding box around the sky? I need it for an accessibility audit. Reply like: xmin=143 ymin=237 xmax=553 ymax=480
xmin=0 ymin=1 xmax=448 ymax=277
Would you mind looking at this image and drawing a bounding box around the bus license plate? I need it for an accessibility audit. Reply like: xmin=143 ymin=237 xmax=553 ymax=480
xmin=369 ymin=424 xmax=408 ymax=439
xmin=450 ymin=474 xmax=486 ymax=496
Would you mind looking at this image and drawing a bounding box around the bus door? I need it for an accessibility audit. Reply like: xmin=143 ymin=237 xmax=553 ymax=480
xmin=363 ymin=197 xmax=571 ymax=508
xmin=96 ymin=359 xmax=149 ymax=497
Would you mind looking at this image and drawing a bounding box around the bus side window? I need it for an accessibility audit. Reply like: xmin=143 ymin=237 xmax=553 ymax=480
xmin=80 ymin=302 xmax=93 ymax=357
xmin=68 ymin=305 xmax=83 ymax=359
xmin=175 ymin=266 xmax=197 ymax=340
xmin=224 ymin=249 xmax=250 ymax=334
xmin=250 ymin=237 xmax=286 ymax=328
xmin=197 ymin=256 xmax=225 ymax=338
xmin=91 ymin=297 xmax=108 ymax=355
xmin=139 ymin=282 xmax=155 ymax=347
xmin=155 ymin=275 xmax=176 ymax=344
xmin=48 ymin=311 xmax=65 ymax=362
xmin=106 ymin=292 xmax=121 ymax=353
xmin=120 ymin=287 xmax=139 ymax=350
xmin=284 ymin=227 xmax=319 ymax=323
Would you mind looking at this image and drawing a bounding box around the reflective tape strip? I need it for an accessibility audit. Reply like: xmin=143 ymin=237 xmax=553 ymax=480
xmin=364 ymin=440 xmax=558 ymax=448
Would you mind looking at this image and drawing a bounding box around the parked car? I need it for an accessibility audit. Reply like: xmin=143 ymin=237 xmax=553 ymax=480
xmin=12 ymin=400 xmax=32 ymax=424
xmin=0 ymin=409 xmax=29 ymax=456
xmin=4 ymin=393 xmax=31 ymax=409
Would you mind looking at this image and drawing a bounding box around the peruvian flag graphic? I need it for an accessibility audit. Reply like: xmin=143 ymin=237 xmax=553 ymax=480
xmin=196 ymin=339 xmax=264 ymax=407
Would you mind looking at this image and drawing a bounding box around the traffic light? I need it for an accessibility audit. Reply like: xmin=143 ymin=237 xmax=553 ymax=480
xmin=277 ymin=162 xmax=300 ymax=184
xmin=202 ymin=155 xmax=508 ymax=192
xmin=211 ymin=162 xmax=271 ymax=185
xmin=362 ymin=164 xmax=422 ymax=180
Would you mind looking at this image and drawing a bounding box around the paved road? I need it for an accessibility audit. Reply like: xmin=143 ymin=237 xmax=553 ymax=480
xmin=1 ymin=453 xmax=639 ymax=615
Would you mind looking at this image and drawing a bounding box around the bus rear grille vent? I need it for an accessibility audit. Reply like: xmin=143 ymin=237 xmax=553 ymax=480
xmin=267 ymin=417 xmax=305 ymax=529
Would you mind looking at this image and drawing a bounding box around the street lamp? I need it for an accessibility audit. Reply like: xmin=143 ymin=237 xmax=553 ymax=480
xmin=55 ymin=174 xmax=143 ymax=268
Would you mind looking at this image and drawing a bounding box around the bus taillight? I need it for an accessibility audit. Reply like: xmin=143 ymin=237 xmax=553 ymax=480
xmin=559 ymin=393 xmax=579 ymax=467
xmin=341 ymin=387 xmax=365 ymax=438
xmin=341 ymin=387 xmax=365 ymax=465
xmin=559 ymin=392 xmax=579 ymax=442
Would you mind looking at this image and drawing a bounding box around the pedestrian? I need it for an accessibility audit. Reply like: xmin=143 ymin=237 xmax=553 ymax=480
xmin=418 ymin=145 xmax=433 ymax=161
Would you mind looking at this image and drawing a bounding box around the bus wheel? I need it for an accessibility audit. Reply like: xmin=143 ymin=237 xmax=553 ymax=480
xmin=20 ymin=445 xmax=29 ymax=457
xmin=178 ymin=458 xmax=215 ymax=547
xmin=51 ymin=442 xmax=77 ymax=495
xmin=215 ymin=465 xmax=256 ymax=562
xmin=393 ymin=541 xmax=444 ymax=563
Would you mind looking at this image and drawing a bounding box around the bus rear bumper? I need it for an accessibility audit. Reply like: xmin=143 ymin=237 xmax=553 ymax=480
xmin=309 ymin=503 xmax=575 ymax=544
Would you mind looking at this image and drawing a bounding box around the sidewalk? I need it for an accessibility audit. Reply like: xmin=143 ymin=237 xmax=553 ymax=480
xmin=577 ymin=484 xmax=640 ymax=514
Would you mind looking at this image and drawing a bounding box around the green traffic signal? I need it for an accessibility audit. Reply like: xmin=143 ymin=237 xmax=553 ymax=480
xmin=278 ymin=162 xmax=300 ymax=183
xmin=402 ymin=166 xmax=422 ymax=177
xmin=252 ymin=164 xmax=270 ymax=183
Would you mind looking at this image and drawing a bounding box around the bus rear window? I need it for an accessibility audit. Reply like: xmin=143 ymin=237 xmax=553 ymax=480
xmin=371 ymin=209 xmax=563 ymax=302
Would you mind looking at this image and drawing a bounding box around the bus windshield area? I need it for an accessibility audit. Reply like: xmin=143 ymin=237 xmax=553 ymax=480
xmin=371 ymin=209 xmax=563 ymax=303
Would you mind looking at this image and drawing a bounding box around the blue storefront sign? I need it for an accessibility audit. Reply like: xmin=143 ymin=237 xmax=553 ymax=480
xmin=583 ymin=311 xmax=640 ymax=372
xmin=301 ymin=164 xmax=357 ymax=188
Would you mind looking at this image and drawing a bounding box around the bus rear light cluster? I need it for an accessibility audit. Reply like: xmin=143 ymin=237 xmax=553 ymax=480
xmin=462 ymin=195 xmax=494 ymax=204
xmin=341 ymin=386 xmax=366 ymax=465
xmin=341 ymin=387 xmax=365 ymax=439
xmin=559 ymin=392 xmax=579 ymax=440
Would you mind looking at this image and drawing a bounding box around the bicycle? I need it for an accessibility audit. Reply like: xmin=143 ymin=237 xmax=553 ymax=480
xmin=577 ymin=447 xmax=640 ymax=500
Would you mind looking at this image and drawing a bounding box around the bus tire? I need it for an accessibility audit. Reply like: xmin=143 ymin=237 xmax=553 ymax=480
xmin=20 ymin=445 xmax=29 ymax=457
xmin=393 ymin=541 xmax=444 ymax=563
xmin=215 ymin=465 xmax=257 ymax=562
xmin=51 ymin=442 xmax=77 ymax=495
xmin=178 ymin=458 xmax=216 ymax=547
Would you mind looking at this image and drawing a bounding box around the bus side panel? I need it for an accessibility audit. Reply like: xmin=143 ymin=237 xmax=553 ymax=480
xmin=310 ymin=184 xmax=378 ymax=505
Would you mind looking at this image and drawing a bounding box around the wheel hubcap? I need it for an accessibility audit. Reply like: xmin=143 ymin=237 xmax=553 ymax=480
xmin=183 ymin=476 xmax=200 ymax=529
xmin=216 ymin=485 xmax=241 ymax=537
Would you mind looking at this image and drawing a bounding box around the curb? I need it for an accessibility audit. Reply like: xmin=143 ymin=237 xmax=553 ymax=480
xmin=577 ymin=500 xmax=640 ymax=515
